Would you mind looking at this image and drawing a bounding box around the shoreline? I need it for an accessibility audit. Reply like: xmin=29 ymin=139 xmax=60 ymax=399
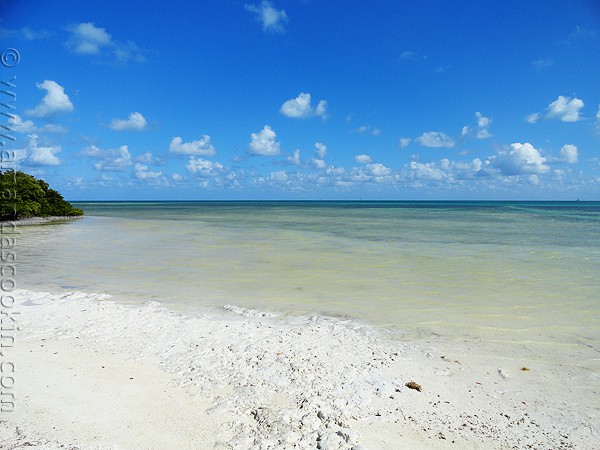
xmin=1 ymin=288 xmax=596 ymax=449
xmin=0 ymin=216 xmax=83 ymax=227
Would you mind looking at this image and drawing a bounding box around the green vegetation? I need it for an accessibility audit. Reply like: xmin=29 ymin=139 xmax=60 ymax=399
xmin=0 ymin=170 xmax=84 ymax=220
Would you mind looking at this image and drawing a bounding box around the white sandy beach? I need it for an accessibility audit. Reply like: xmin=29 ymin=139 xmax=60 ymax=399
xmin=1 ymin=289 xmax=597 ymax=449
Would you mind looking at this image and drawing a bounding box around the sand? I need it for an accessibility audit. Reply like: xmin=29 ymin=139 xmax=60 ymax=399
xmin=1 ymin=289 xmax=598 ymax=449
xmin=0 ymin=216 xmax=83 ymax=227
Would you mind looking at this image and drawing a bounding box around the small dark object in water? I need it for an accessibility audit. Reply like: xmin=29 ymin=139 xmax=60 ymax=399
xmin=405 ymin=381 xmax=422 ymax=392
xmin=520 ymin=367 xmax=530 ymax=371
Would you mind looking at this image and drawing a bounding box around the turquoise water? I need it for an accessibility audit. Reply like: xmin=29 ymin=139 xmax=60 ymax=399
xmin=15 ymin=201 xmax=600 ymax=360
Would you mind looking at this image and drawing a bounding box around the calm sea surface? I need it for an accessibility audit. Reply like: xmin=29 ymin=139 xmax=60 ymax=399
xmin=15 ymin=201 xmax=600 ymax=363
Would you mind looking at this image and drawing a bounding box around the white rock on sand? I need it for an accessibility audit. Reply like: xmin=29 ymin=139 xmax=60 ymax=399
xmin=0 ymin=289 xmax=597 ymax=449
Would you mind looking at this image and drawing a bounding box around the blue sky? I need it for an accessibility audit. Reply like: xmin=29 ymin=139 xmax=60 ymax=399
xmin=2 ymin=0 xmax=600 ymax=200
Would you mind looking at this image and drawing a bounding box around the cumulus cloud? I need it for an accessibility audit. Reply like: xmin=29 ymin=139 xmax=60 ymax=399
xmin=399 ymin=138 xmax=411 ymax=148
xmin=169 ymin=136 xmax=216 ymax=156
xmin=416 ymin=131 xmax=455 ymax=148
xmin=269 ymin=170 xmax=289 ymax=183
xmin=8 ymin=114 xmax=68 ymax=134
xmin=286 ymin=149 xmax=301 ymax=165
xmin=280 ymin=92 xmax=327 ymax=119
xmin=408 ymin=161 xmax=447 ymax=181
xmin=365 ymin=163 xmax=391 ymax=177
xmin=66 ymin=22 xmax=145 ymax=63
xmin=248 ymin=125 xmax=281 ymax=156
xmin=26 ymin=80 xmax=73 ymax=118
xmin=134 ymin=163 xmax=162 ymax=180
xmin=489 ymin=142 xmax=549 ymax=176
xmin=546 ymin=96 xmax=584 ymax=122
xmin=186 ymin=157 xmax=224 ymax=177
xmin=245 ymin=1 xmax=288 ymax=32
xmin=559 ymin=144 xmax=578 ymax=164
xmin=354 ymin=154 xmax=373 ymax=164
xmin=529 ymin=96 xmax=585 ymax=123
xmin=354 ymin=125 xmax=381 ymax=136
xmin=315 ymin=142 xmax=327 ymax=159
xmin=310 ymin=158 xmax=327 ymax=169
xmin=83 ymin=144 xmax=134 ymax=171
xmin=475 ymin=112 xmax=492 ymax=139
xmin=66 ymin=22 xmax=111 ymax=54
xmin=110 ymin=112 xmax=147 ymax=131
xmin=17 ymin=135 xmax=61 ymax=166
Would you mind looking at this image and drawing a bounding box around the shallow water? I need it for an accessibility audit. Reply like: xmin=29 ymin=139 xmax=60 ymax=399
xmin=13 ymin=201 xmax=600 ymax=364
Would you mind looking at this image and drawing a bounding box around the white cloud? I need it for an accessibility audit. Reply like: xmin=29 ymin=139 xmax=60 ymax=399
xmin=526 ymin=113 xmax=540 ymax=124
xmin=169 ymin=136 xmax=216 ymax=156
xmin=461 ymin=126 xmax=470 ymax=137
xmin=67 ymin=22 xmax=111 ymax=54
xmin=354 ymin=125 xmax=380 ymax=136
xmin=560 ymin=144 xmax=578 ymax=164
xmin=546 ymin=96 xmax=584 ymax=122
xmin=416 ymin=131 xmax=455 ymax=148
xmin=110 ymin=112 xmax=147 ymax=131
xmin=18 ymin=135 xmax=61 ymax=166
xmin=354 ymin=154 xmax=373 ymax=164
xmin=9 ymin=114 xmax=36 ymax=133
xmin=399 ymin=138 xmax=411 ymax=148
xmin=280 ymin=92 xmax=327 ymax=119
xmin=245 ymin=1 xmax=288 ymax=33
xmin=286 ymin=149 xmax=301 ymax=165
xmin=0 ymin=26 xmax=52 ymax=40
xmin=135 ymin=152 xmax=154 ymax=164
xmin=315 ymin=142 xmax=327 ymax=159
xmin=9 ymin=114 xmax=68 ymax=134
xmin=476 ymin=112 xmax=490 ymax=128
xmin=596 ymin=104 xmax=600 ymax=121
xmin=269 ymin=170 xmax=288 ymax=183
xmin=84 ymin=144 xmax=134 ymax=171
xmin=248 ymin=125 xmax=281 ymax=156
xmin=134 ymin=163 xmax=162 ymax=180
xmin=186 ymin=157 xmax=224 ymax=177
xmin=490 ymin=142 xmax=549 ymax=176
xmin=477 ymin=129 xmax=492 ymax=139
xmin=66 ymin=22 xmax=145 ymax=63
xmin=408 ymin=161 xmax=447 ymax=181
xmin=365 ymin=163 xmax=391 ymax=177
xmin=310 ymin=158 xmax=327 ymax=169
xmin=400 ymin=50 xmax=415 ymax=60
xmin=26 ymin=80 xmax=74 ymax=118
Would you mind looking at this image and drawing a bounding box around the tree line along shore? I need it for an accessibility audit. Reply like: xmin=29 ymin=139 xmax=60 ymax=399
xmin=0 ymin=170 xmax=83 ymax=222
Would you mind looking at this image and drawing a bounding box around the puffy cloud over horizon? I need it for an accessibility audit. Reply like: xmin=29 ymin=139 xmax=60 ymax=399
xmin=248 ymin=125 xmax=281 ymax=156
xmin=489 ymin=142 xmax=549 ymax=176
xmin=559 ymin=144 xmax=578 ymax=164
xmin=83 ymin=144 xmax=134 ymax=171
xmin=169 ymin=136 xmax=216 ymax=156
xmin=185 ymin=157 xmax=225 ymax=177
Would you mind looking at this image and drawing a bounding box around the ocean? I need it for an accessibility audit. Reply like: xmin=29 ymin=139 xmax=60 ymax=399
xmin=15 ymin=201 xmax=600 ymax=368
